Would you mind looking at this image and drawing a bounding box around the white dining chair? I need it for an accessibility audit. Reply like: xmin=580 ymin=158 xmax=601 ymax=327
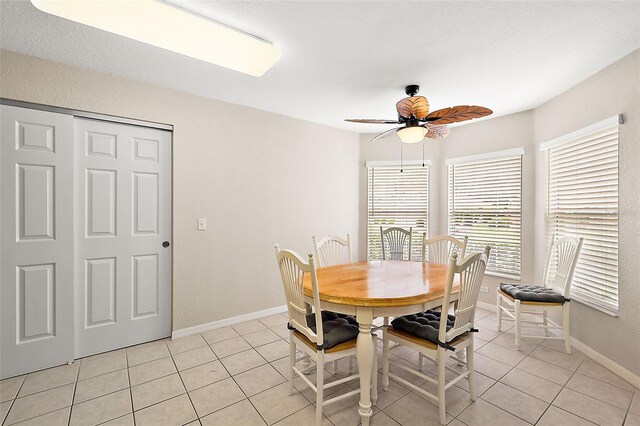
xmin=312 ymin=234 xmax=355 ymax=373
xmin=379 ymin=227 xmax=413 ymax=335
xmin=274 ymin=245 xmax=376 ymax=426
xmin=382 ymin=247 xmax=491 ymax=425
xmin=381 ymin=227 xmax=412 ymax=261
xmin=312 ymin=234 xmax=352 ymax=268
xmin=418 ymin=234 xmax=468 ymax=369
xmin=497 ymin=235 xmax=583 ymax=353
xmin=422 ymin=234 xmax=468 ymax=264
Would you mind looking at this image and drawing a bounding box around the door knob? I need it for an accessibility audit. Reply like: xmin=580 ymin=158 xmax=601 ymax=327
xmin=162 ymin=241 xmax=170 ymax=248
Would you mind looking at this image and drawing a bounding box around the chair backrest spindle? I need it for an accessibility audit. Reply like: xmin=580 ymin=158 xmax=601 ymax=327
xmin=381 ymin=227 xmax=413 ymax=261
xmin=312 ymin=234 xmax=352 ymax=268
xmin=422 ymin=234 xmax=468 ymax=265
xmin=543 ymin=235 xmax=584 ymax=298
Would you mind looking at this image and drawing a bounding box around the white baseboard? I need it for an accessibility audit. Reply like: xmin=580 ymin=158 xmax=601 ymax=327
xmin=171 ymin=305 xmax=287 ymax=340
xmin=476 ymin=300 xmax=497 ymax=312
xmin=475 ymin=300 xmax=639 ymax=388
xmin=571 ymin=337 xmax=640 ymax=389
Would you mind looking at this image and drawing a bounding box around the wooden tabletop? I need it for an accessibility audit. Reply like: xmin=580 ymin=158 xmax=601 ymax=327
xmin=303 ymin=261 xmax=459 ymax=307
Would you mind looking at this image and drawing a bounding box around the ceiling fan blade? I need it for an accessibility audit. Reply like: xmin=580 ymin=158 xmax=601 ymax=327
xmin=345 ymin=119 xmax=400 ymax=124
xmin=371 ymin=126 xmax=402 ymax=142
xmin=396 ymin=96 xmax=430 ymax=119
xmin=423 ymin=123 xmax=450 ymax=139
xmin=424 ymin=105 xmax=493 ymax=125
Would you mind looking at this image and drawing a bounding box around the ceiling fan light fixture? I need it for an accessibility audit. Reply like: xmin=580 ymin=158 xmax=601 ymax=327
xmin=29 ymin=0 xmax=281 ymax=77
xmin=397 ymin=126 xmax=426 ymax=144
xmin=346 ymin=85 xmax=492 ymax=143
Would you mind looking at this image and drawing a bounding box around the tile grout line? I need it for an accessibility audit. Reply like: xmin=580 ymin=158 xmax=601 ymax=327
xmin=559 ymin=378 xmax=633 ymax=422
xmin=380 ymin=392 xmax=416 ymax=426
xmin=1 ymin=375 xmax=27 ymax=425
xmin=128 ymin=357 xmax=177 ymax=387
xmin=491 ymin=380 xmax=555 ymax=425
xmin=231 ymin=328 xmax=345 ymax=425
xmin=170 ymin=330 xmax=290 ymax=397
xmin=125 ymin=348 xmax=136 ymax=426
xmin=506 ymin=338 xmax=631 ymax=424
xmin=96 ymin=413 xmax=134 ymax=426
xmin=459 ymin=358 xmax=538 ymax=424
xmin=3 ymin=364 xmax=79 ymax=425
xmin=8 ymin=377 xmax=94 ymax=403
xmin=530 ymin=343 xmax=638 ymax=406
xmin=62 ymin=355 xmax=137 ymax=422
xmin=479 ymin=328 xmax=573 ymax=425
xmin=125 ymin=346 xmax=211 ymax=417
xmin=67 ymin=361 xmax=81 ymax=426
xmin=566 ymin=371 xmax=637 ymax=403
xmin=9 ymin=364 xmax=83 ymax=400
xmin=236 ymin=330 xmax=306 ymax=425
xmin=451 ymin=328 xmax=548 ymax=424
xmin=165 ymin=339 xmax=201 ymax=425
xmin=536 ymin=355 xmax=598 ymax=425
xmin=205 ymin=332 xmax=274 ymax=425
xmin=125 ymin=348 xmax=194 ymax=414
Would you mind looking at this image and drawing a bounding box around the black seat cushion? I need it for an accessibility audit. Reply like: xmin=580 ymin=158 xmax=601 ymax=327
xmin=305 ymin=311 xmax=358 ymax=349
xmin=500 ymin=283 xmax=566 ymax=303
xmin=390 ymin=310 xmax=455 ymax=345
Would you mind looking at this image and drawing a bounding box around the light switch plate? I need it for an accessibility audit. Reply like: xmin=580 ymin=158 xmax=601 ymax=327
xmin=480 ymin=286 xmax=489 ymax=293
xmin=198 ymin=218 xmax=206 ymax=231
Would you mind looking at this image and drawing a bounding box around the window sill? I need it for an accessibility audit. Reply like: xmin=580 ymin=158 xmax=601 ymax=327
xmin=571 ymin=293 xmax=619 ymax=317
xmin=485 ymin=271 xmax=521 ymax=281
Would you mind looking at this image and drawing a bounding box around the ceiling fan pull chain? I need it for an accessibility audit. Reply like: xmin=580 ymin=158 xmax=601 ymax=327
xmin=400 ymin=141 xmax=403 ymax=172
xmin=422 ymin=140 xmax=425 ymax=167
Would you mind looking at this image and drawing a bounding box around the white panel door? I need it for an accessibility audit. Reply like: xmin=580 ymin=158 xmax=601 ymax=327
xmin=75 ymin=119 xmax=171 ymax=357
xmin=1 ymin=105 xmax=75 ymax=378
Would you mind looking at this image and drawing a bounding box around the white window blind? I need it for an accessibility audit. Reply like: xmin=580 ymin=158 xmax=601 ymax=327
xmin=543 ymin=116 xmax=620 ymax=314
xmin=448 ymin=154 xmax=522 ymax=278
xmin=367 ymin=164 xmax=429 ymax=260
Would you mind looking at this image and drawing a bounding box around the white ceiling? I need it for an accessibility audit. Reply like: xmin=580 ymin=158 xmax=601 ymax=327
xmin=1 ymin=1 xmax=639 ymax=133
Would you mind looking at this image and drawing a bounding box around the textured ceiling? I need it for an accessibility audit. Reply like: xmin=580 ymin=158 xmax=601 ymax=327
xmin=1 ymin=1 xmax=639 ymax=133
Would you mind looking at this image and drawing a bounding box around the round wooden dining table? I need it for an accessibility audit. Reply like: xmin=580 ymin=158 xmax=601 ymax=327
xmin=303 ymin=260 xmax=460 ymax=426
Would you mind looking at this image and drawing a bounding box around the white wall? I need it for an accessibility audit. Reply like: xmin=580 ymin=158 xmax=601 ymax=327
xmin=534 ymin=49 xmax=640 ymax=376
xmin=0 ymin=50 xmax=361 ymax=331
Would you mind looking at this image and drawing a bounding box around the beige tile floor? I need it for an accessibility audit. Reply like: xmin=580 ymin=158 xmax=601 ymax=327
xmin=1 ymin=308 xmax=638 ymax=425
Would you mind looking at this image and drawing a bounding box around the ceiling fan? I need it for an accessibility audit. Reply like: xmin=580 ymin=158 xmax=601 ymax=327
xmin=346 ymin=85 xmax=493 ymax=143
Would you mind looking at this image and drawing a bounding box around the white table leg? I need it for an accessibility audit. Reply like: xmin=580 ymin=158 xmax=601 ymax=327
xmin=356 ymin=307 xmax=374 ymax=426
xmin=371 ymin=334 xmax=378 ymax=406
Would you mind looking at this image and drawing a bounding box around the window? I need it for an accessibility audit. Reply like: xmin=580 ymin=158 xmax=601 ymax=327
xmin=542 ymin=116 xmax=620 ymax=315
xmin=447 ymin=149 xmax=523 ymax=278
xmin=367 ymin=162 xmax=429 ymax=260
